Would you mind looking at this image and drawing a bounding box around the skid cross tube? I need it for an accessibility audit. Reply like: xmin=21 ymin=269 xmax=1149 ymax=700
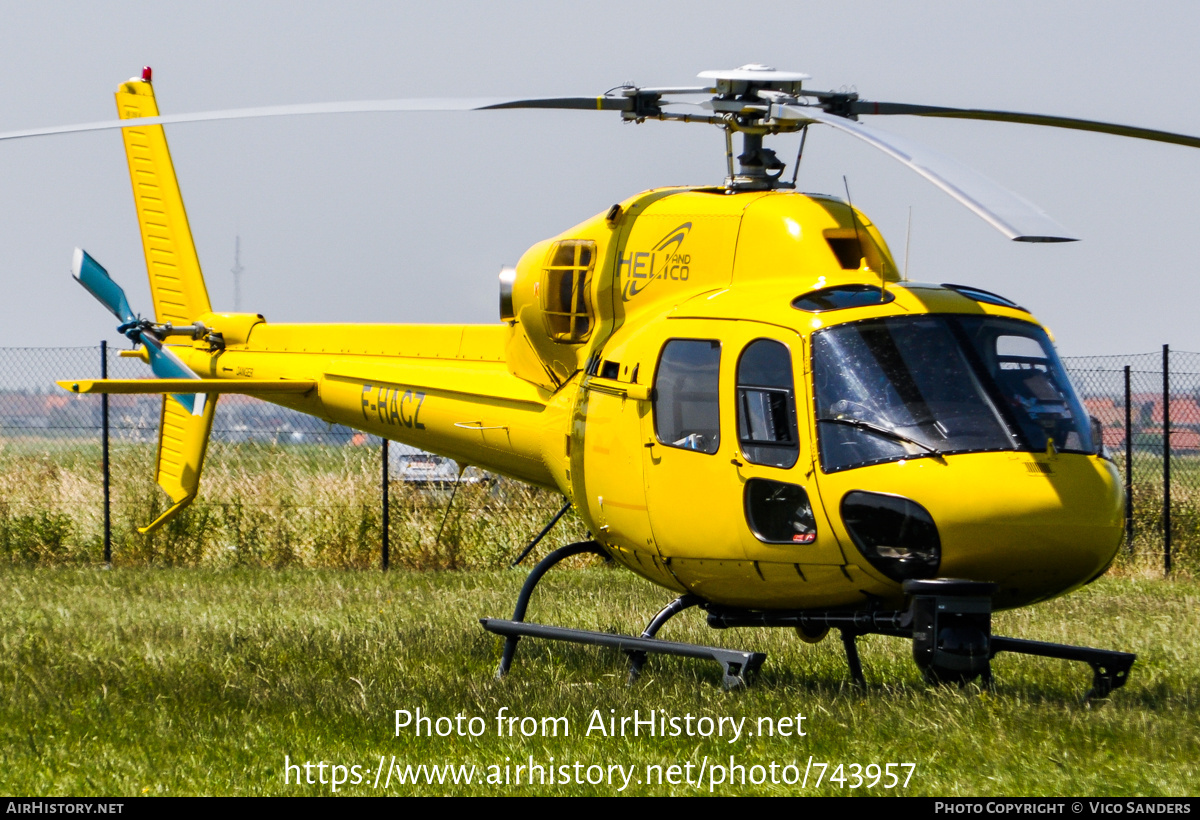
xmin=707 ymin=607 xmax=909 ymax=688
xmin=494 ymin=540 xmax=608 ymax=676
xmin=841 ymin=631 xmax=866 ymax=690
xmin=627 ymin=594 xmax=703 ymax=684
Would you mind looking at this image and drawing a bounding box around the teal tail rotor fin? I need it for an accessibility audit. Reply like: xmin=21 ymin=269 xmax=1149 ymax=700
xmin=70 ymin=247 xmax=204 ymax=416
xmin=72 ymin=247 xmax=135 ymax=325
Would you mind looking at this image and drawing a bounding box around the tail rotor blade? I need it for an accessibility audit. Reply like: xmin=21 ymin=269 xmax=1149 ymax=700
xmin=70 ymin=247 xmax=204 ymax=414
xmin=141 ymin=335 xmax=205 ymax=415
xmin=71 ymin=248 xmax=136 ymax=324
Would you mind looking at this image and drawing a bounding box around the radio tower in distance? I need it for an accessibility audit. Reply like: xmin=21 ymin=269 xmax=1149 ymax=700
xmin=232 ymin=235 xmax=244 ymax=312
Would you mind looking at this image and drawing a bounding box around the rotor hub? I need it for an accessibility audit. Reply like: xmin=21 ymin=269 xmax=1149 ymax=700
xmin=698 ymin=65 xmax=813 ymax=190
xmin=698 ymin=64 xmax=809 ymax=97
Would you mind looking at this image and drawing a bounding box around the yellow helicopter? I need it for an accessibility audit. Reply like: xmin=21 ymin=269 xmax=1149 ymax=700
xmin=23 ymin=64 xmax=1200 ymax=697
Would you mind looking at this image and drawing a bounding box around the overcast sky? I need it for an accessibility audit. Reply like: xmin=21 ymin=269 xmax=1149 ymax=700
xmin=2 ymin=1 xmax=1199 ymax=357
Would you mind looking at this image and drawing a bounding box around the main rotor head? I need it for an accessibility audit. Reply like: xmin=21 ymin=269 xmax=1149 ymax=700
xmin=611 ymin=64 xmax=863 ymax=190
xmin=696 ymin=65 xmax=819 ymax=190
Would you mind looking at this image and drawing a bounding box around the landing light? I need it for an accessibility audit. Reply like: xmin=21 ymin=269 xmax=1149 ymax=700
xmin=841 ymin=491 xmax=940 ymax=582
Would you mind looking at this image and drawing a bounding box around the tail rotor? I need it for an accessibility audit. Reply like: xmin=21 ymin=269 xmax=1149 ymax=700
xmin=72 ymin=247 xmax=211 ymax=415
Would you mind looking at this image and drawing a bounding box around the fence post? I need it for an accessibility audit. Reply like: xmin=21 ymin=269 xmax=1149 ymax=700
xmin=382 ymin=437 xmax=390 ymax=571
xmin=1124 ymin=364 xmax=1133 ymax=550
xmin=1163 ymin=344 xmax=1171 ymax=575
xmin=101 ymin=340 xmax=111 ymax=565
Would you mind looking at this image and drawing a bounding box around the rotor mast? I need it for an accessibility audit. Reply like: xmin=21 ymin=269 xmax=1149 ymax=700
xmin=699 ymin=65 xmax=812 ymax=191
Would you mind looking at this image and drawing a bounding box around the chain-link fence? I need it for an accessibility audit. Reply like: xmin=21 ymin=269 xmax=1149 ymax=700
xmin=0 ymin=344 xmax=1193 ymax=573
xmin=0 ymin=345 xmax=585 ymax=569
xmin=1061 ymin=347 xmax=1200 ymax=573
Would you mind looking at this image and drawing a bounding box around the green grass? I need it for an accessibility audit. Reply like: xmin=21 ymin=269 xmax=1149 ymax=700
xmin=0 ymin=566 xmax=1196 ymax=796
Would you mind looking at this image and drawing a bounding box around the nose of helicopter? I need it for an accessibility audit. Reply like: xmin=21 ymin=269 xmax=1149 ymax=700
xmin=834 ymin=452 xmax=1124 ymax=610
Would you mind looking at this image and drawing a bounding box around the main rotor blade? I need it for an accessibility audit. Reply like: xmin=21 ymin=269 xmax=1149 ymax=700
xmin=848 ymin=101 xmax=1200 ymax=149
xmin=0 ymin=96 xmax=633 ymax=143
xmin=775 ymin=105 xmax=1075 ymax=242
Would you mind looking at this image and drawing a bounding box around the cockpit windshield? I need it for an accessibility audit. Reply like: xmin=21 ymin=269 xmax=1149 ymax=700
xmin=812 ymin=315 xmax=1094 ymax=472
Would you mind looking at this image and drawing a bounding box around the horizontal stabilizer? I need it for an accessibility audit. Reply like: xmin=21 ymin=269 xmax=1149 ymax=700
xmin=58 ymin=378 xmax=316 ymax=395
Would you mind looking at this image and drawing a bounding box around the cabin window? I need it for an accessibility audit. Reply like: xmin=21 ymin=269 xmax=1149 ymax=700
xmin=654 ymin=339 xmax=721 ymax=454
xmin=744 ymin=478 xmax=817 ymax=544
xmin=736 ymin=339 xmax=799 ymax=468
xmin=792 ymin=284 xmax=894 ymax=312
xmin=542 ymin=240 xmax=596 ymax=343
xmin=941 ymin=283 xmax=1027 ymax=312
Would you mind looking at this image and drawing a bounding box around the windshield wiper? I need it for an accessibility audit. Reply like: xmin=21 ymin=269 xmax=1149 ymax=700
xmin=817 ymin=416 xmax=946 ymax=461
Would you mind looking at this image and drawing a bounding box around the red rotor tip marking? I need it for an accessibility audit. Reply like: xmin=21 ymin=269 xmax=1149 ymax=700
xmin=142 ymin=66 xmax=152 ymax=83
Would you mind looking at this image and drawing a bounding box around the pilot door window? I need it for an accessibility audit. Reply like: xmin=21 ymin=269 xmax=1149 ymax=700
xmin=653 ymin=339 xmax=721 ymax=454
xmin=736 ymin=339 xmax=800 ymax=469
xmin=541 ymin=240 xmax=596 ymax=343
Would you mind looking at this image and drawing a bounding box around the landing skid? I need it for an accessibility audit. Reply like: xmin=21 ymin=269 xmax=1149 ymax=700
xmin=480 ymin=618 xmax=766 ymax=690
xmin=479 ymin=545 xmax=1136 ymax=699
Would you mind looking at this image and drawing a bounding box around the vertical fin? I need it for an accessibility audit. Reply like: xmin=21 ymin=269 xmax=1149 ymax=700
xmin=138 ymin=394 xmax=218 ymax=534
xmin=116 ymin=72 xmax=217 ymax=535
xmin=115 ymin=75 xmax=212 ymax=325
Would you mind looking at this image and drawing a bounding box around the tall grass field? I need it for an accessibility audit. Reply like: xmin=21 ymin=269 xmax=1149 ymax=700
xmin=2 ymin=437 xmax=1198 ymax=573
xmin=0 ymin=438 xmax=590 ymax=569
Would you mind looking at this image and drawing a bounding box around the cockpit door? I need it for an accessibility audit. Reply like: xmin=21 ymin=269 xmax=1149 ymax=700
xmin=639 ymin=319 xmax=847 ymax=604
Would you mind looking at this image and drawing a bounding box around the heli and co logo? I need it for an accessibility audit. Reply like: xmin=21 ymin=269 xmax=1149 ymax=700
xmin=620 ymin=222 xmax=693 ymax=300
